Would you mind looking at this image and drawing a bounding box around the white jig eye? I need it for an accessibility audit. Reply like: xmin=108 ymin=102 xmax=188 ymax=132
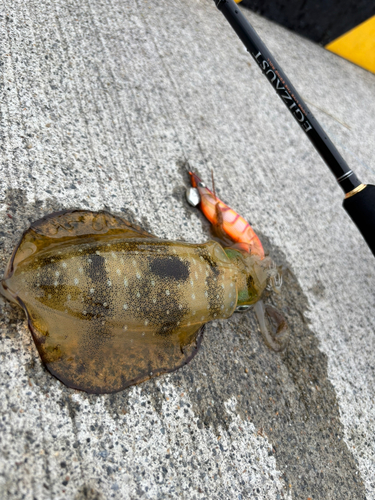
xmin=186 ymin=187 xmax=200 ymax=207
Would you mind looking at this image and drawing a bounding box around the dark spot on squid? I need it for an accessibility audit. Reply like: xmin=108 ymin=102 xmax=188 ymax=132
xmin=205 ymin=267 xmax=223 ymax=318
xmin=82 ymin=321 xmax=115 ymax=353
xmin=149 ymin=256 xmax=190 ymax=282
xmin=124 ymin=270 xmax=189 ymax=336
xmin=247 ymin=276 xmax=255 ymax=288
xmin=85 ymin=252 xmax=107 ymax=282
xmin=199 ymin=251 xmax=217 ymax=268
xmin=81 ymin=252 xmax=114 ymax=340
xmin=247 ymin=275 xmax=258 ymax=298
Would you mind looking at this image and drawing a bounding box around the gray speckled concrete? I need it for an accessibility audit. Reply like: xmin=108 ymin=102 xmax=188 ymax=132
xmin=0 ymin=0 xmax=374 ymax=499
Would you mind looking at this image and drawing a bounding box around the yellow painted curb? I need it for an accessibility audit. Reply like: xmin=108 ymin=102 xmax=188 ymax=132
xmin=325 ymin=15 xmax=375 ymax=74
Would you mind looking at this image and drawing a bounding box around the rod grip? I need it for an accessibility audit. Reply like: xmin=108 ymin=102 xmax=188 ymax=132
xmin=343 ymin=185 xmax=375 ymax=256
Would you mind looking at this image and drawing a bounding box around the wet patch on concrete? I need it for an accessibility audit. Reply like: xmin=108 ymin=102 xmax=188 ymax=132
xmin=74 ymin=484 xmax=104 ymax=500
xmin=165 ymin=232 xmax=366 ymax=499
xmin=89 ymin=221 xmax=367 ymax=498
xmin=119 ymin=205 xmax=154 ymax=236
xmin=101 ymin=391 xmax=132 ymax=420
xmin=0 ymin=188 xmax=366 ymax=499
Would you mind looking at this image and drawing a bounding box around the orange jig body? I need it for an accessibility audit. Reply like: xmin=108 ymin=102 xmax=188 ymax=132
xmin=189 ymin=172 xmax=264 ymax=258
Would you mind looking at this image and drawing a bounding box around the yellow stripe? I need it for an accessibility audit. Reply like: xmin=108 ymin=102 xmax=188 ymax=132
xmin=234 ymin=0 xmax=243 ymax=3
xmin=325 ymin=16 xmax=375 ymax=74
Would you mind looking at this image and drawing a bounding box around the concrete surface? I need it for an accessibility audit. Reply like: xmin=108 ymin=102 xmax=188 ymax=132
xmin=1 ymin=0 xmax=375 ymax=499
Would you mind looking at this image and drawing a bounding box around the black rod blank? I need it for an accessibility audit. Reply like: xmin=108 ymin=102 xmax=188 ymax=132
xmin=214 ymin=0 xmax=375 ymax=256
xmin=214 ymin=0 xmax=361 ymax=194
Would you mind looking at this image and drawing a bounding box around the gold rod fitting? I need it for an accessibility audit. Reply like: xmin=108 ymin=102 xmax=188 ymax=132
xmin=344 ymin=184 xmax=367 ymax=199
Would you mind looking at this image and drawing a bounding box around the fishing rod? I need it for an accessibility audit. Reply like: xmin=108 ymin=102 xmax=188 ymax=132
xmin=213 ymin=0 xmax=375 ymax=256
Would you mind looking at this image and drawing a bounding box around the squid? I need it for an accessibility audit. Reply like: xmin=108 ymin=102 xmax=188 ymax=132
xmin=0 ymin=173 xmax=288 ymax=394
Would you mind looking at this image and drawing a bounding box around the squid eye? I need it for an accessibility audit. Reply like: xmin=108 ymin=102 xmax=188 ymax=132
xmin=198 ymin=182 xmax=206 ymax=188
xmin=235 ymin=305 xmax=251 ymax=313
